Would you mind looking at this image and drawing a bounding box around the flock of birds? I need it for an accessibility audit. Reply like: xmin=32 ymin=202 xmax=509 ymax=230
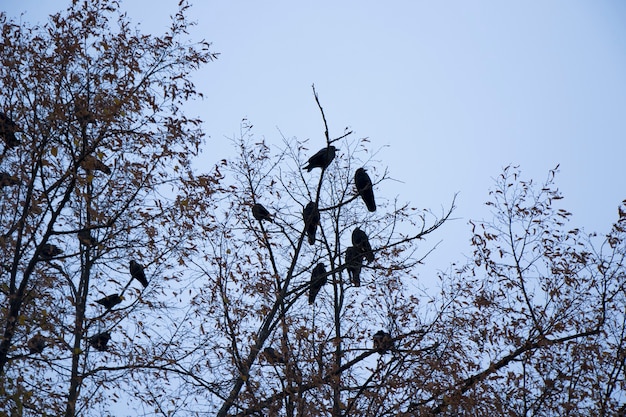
xmin=252 ymin=145 xmax=395 ymax=363
xmin=2 ymin=112 xmax=394 ymax=362
xmin=0 ymin=112 xmax=149 ymax=355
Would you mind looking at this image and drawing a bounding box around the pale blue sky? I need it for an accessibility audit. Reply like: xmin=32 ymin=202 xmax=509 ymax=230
xmin=6 ymin=1 xmax=626 ymax=270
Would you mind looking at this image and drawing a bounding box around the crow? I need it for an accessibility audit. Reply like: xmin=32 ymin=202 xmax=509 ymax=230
xmin=96 ymin=293 xmax=123 ymax=310
xmin=372 ymin=330 xmax=394 ymax=354
xmin=263 ymin=347 xmax=285 ymax=364
xmin=80 ymin=155 xmax=111 ymax=174
xmin=309 ymin=263 xmax=327 ymax=304
xmin=77 ymin=229 xmax=97 ymax=247
xmin=303 ymin=202 xmax=320 ymax=245
xmin=355 ymin=168 xmax=376 ymax=212
xmin=27 ymin=334 xmax=45 ymax=354
xmin=88 ymin=331 xmax=111 ymax=352
xmin=352 ymin=227 xmax=374 ymax=263
xmin=303 ymin=146 xmax=337 ymax=172
xmin=0 ymin=172 xmax=20 ymax=187
xmin=252 ymin=203 xmax=273 ymax=223
xmin=0 ymin=112 xmax=20 ymax=148
xmin=345 ymin=246 xmax=364 ymax=287
xmin=75 ymin=97 xmax=95 ymax=126
xmin=40 ymin=244 xmax=63 ymax=260
xmin=130 ymin=260 xmax=148 ymax=287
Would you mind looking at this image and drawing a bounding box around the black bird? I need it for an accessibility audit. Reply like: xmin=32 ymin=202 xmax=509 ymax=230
xmin=345 ymin=246 xmax=364 ymax=287
xmin=0 ymin=172 xmax=20 ymax=187
xmin=88 ymin=331 xmax=111 ymax=352
xmin=96 ymin=293 xmax=123 ymax=310
xmin=40 ymin=244 xmax=63 ymax=260
xmin=355 ymin=168 xmax=376 ymax=212
xmin=0 ymin=112 xmax=20 ymax=148
xmin=263 ymin=347 xmax=285 ymax=364
xmin=252 ymin=203 xmax=273 ymax=223
xmin=130 ymin=260 xmax=148 ymax=287
xmin=309 ymin=263 xmax=327 ymax=304
xmin=303 ymin=146 xmax=337 ymax=172
xmin=303 ymin=202 xmax=320 ymax=245
xmin=80 ymin=155 xmax=111 ymax=174
xmin=77 ymin=229 xmax=97 ymax=247
xmin=372 ymin=330 xmax=394 ymax=354
xmin=352 ymin=228 xmax=374 ymax=263
xmin=27 ymin=334 xmax=45 ymax=354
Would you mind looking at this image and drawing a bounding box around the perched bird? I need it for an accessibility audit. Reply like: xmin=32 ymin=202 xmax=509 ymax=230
xmin=27 ymin=334 xmax=46 ymax=354
xmin=345 ymin=246 xmax=364 ymax=287
xmin=96 ymin=293 xmax=123 ymax=310
xmin=77 ymin=229 xmax=97 ymax=247
xmin=0 ymin=112 xmax=21 ymax=148
xmin=0 ymin=172 xmax=20 ymax=187
xmin=352 ymin=228 xmax=374 ymax=263
xmin=303 ymin=202 xmax=320 ymax=245
xmin=252 ymin=203 xmax=273 ymax=223
xmin=39 ymin=244 xmax=63 ymax=260
xmin=75 ymin=97 xmax=95 ymax=126
xmin=80 ymin=155 xmax=111 ymax=174
xmin=130 ymin=260 xmax=148 ymax=287
xmin=263 ymin=347 xmax=285 ymax=364
xmin=355 ymin=168 xmax=376 ymax=212
xmin=88 ymin=331 xmax=111 ymax=352
xmin=372 ymin=330 xmax=394 ymax=354
xmin=303 ymin=146 xmax=337 ymax=172
xmin=309 ymin=263 xmax=327 ymax=304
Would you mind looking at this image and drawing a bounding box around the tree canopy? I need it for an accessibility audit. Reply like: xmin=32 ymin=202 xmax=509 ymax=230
xmin=1 ymin=1 xmax=626 ymax=416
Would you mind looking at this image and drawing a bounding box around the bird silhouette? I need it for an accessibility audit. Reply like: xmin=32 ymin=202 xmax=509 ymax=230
xmin=252 ymin=203 xmax=273 ymax=222
xmin=345 ymin=246 xmax=364 ymax=287
xmin=355 ymin=168 xmax=376 ymax=212
xmin=372 ymin=330 xmax=394 ymax=354
xmin=77 ymin=229 xmax=97 ymax=247
xmin=27 ymin=334 xmax=45 ymax=354
xmin=88 ymin=331 xmax=111 ymax=352
xmin=309 ymin=263 xmax=327 ymax=304
xmin=0 ymin=172 xmax=20 ymax=187
xmin=0 ymin=112 xmax=21 ymax=148
xmin=352 ymin=228 xmax=374 ymax=263
xmin=80 ymin=155 xmax=111 ymax=174
xmin=130 ymin=260 xmax=148 ymax=287
xmin=303 ymin=146 xmax=337 ymax=171
xmin=303 ymin=202 xmax=320 ymax=245
xmin=96 ymin=293 xmax=123 ymax=310
xmin=263 ymin=347 xmax=285 ymax=364
xmin=39 ymin=244 xmax=63 ymax=260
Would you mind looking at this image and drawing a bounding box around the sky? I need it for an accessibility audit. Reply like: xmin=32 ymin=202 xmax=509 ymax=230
xmin=5 ymin=0 xmax=626 ymax=275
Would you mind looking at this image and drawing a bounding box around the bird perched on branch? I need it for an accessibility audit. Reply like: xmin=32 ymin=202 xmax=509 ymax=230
xmin=309 ymin=263 xmax=327 ymax=304
xmin=130 ymin=260 xmax=148 ymax=287
xmin=80 ymin=155 xmax=111 ymax=174
xmin=355 ymin=168 xmax=376 ymax=212
xmin=372 ymin=330 xmax=394 ymax=354
xmin=88 ymin=331 xmax=111 ymax=352
xmin=0 ymin=172 xmax=20 ymax=187
xmin=27 ymin=334 xmax=46 ymax=354
xmin=77 ymin=229 xmax=97 ymax=247
xmin=252 ymin=203 xmax=273 ymax=223
xmin=0 ymin=112 xmax=21 ymax=148
xmin=96 ymin=293 xmax=123 ymax=310
xmin=303 ymin=146 xmax=337 ymax=172
xmin=352 ymin=228 xmax=374 ymax=263
xmin=263 ymin=347 xmax=285 ymax=364
xmin=39 ymin=244 xmax=63 ymax=260
xmin=345 ymin=246 xmax=364 ymax=287
xmin=303 ymin=202 xmax=320 ymax=245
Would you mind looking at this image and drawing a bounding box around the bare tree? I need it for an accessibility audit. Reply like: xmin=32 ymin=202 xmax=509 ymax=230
xmin=0 ymin=1 xmax=217 ymax=415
